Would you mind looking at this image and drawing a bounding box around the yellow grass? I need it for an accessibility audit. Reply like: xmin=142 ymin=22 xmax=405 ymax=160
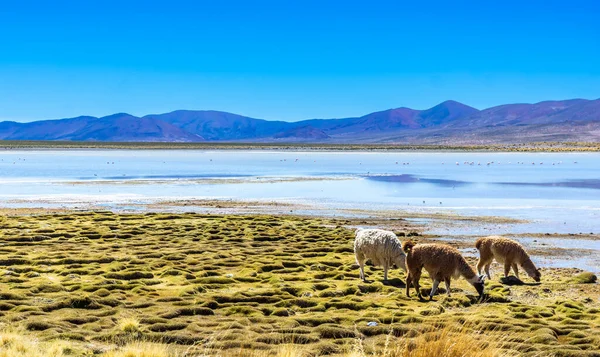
xmin=103 ymin=342 xmax=176 ymax=357
xmin=0 ymin=212 xmax=598 ymax=356
xmin=0 ymin=325 xmax=505 ymax=357
xmin=0 ymin=328 xmax=67 ymax=357
xmin=118 ymin=317 xmax=142 ymax=334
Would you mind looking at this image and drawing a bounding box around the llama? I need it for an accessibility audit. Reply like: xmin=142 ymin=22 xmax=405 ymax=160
xmin=475 ymin=236 xmax=541 ymax=282
xmin=354 ymin=228 xmax=406 ymax=283
xmin=402 ymin=241 xmax=485 ymax=300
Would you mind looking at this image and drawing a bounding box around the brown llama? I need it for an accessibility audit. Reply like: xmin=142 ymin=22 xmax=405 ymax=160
xmin=475 ymin=236 xmax=541 ymax=282
xmin=402 ymin=241 xmax=485 ymax=301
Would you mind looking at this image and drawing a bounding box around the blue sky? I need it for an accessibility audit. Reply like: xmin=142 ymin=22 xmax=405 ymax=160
xmin=1 ymin=1 xmax=599 ymax=122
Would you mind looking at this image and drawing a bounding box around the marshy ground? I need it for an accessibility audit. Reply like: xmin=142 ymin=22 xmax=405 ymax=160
xmin=0 ymin=211 xmax=598 ymax=356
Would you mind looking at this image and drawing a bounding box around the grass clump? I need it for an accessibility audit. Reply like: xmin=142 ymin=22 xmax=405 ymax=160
xmin=147 ymin=323 xmax=187 ymax=332
xmin=42 ymin=296 xmax=102 ymax=312
xmin=0 ymin=328 xmax=84 ymax=357
xmin=315 ymin=324 xmax=358 ymax=339
xmin=25 ymin=321 xmax=54 ymax=331
xmin=105 ymin=271 xmax=154 ymax=280
xmin=569 ymin=272 xmax=598 ymax=284
xmin=118 ymin=317 xmax=142 ymax=334
xmin=350 ymin=325 xmax=503 ymax=357
xmin=160 ymin=306 xmax=214 ymax=318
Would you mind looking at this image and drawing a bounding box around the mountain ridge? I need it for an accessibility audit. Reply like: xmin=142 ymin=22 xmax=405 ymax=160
xmin=1 ymin=99 xmax=599 ymax=144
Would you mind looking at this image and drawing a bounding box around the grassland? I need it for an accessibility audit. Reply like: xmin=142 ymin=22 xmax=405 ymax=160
xmin=0 ymin=212 xmax=598 ymax=356
xmin=1 ymin=140 xmax=600 ymax=152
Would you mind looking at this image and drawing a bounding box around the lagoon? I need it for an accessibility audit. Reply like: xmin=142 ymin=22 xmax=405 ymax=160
xmin=1 ymin=150 xmax=599 ymax=236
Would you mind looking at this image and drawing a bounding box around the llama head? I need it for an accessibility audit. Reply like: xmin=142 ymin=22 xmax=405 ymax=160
xmin=531 ymin=269 xmax=541 ymax=282
xmin=394 ymin=254 xmax=407 ymax=272
xmin=474 ymin=274 xmax=486 ymax=297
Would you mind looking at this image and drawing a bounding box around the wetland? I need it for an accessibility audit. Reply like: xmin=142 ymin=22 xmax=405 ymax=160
xmin=0 ymin=212 xmax=598 ymax=356
xmin=0 ymin=148 xmax=599 ymax=356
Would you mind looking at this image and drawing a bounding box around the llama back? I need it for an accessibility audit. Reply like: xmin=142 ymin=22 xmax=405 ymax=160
xmin=354 ymin=229 xmax=405 ymax=268
xmin=355 ymin=229 xmax=403 ymax=253
xmin=488 ymin=236 xmax=527 ymax=262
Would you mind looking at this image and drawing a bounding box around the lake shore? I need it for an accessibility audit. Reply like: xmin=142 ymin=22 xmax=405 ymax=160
xmin=1 ymin=140 xmax=600 ymax=152
xmin=3 ymin=193 xmax=599 ymax=274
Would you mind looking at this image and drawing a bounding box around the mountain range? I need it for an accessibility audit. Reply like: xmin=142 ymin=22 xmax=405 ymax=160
xmin=1 ymin=99 xmax=599 ymax=144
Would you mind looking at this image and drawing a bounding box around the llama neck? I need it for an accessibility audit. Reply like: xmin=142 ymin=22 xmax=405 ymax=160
xmin=520 ymin=255 xmax=538 ymax=277
xmin=457 ymin=258 xmax=477 ymax=282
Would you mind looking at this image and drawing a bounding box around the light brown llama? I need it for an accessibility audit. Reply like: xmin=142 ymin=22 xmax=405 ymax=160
xmin=402 ymin=241 xmax=485 ymax=301
xmin=475 ymin=236 xmax=541 ymax=282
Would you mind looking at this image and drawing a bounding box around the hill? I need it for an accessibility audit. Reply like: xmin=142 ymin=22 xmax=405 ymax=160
xmin=1 ymin=99 xmax=599 ymax=143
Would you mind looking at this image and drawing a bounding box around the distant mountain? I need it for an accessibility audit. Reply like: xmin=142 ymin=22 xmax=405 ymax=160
xmin=1 ymin=98 xmax=599 ymax=144
xmin=273 ymin=125 xmax=330 ymax=140
xmin=0 ymin=116 xmax=97 ymax=140
xmin=301 ymin=107 xmax=420 ymax=135
xmin=298 ymin=101 xmax=478 ymax=137
xmin=144 ymin=110 xmax=291 ymax=140
xmin=445 ymin=99 xmax=596 ymax=128
xmin=67 ymin=114 xmax=204 ymax=142
xmin=0 ymin=114 xmax=203 ymax=142
xmin=417 ymin=100 xmax=479 ymax=127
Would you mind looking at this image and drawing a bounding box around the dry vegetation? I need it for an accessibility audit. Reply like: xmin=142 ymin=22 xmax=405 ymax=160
xmin=1 ymin=140 xmax=600 ymax=152
xmin=0 ymin=212 xmax=598 ymax=356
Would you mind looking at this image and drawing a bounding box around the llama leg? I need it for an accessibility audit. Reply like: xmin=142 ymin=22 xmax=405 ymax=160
xmin=356 ymin=257 xmax=365 ymax=281
xmin=504 ymin=262 xmax=511 ymax=278
xmin=383 ymin=263 xmax=389 ymax=283
xmin=360 ymin=264 xmax=365 ymax=281
xmin=405 ymin=273 xmax=412 ymax=297
xmin=430 ymin=279 xmax=440 ymax=300
xmin=477 ymin=259 xmax=486 ymax=276
xmin=512 ymin=263 xmax=519 ymax=279
xmin=444 ymin=278 xmax=451 ymax=296
xmin=413 ymin=271 xmax=423 ymax=300
xmin=478 ymin=257 xmax=493 ymax=279
xmin=414 ymin=279 xmax=422 ymax=300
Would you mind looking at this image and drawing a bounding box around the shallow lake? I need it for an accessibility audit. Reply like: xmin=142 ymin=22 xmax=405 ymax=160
xmin=1 ymin=150 xmax=599 ymax=237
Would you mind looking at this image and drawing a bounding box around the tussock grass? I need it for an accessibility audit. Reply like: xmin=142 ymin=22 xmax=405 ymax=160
xmin=102 ymin=342 xmax=177 ymax=357
xmin=349 ymin=325 xmax=504 ymax=357
xmin=0 ymin=328 xmax=74 ymax=357
xmin=569 ymin=272 xmax=598 ymax=284
xmin=118 ymin=317 xmax=142 ymax=334
xmin=0 ymin=212 xmax=598 ymax=356
xmin=0 ymin=325 xmax=507 ymax=356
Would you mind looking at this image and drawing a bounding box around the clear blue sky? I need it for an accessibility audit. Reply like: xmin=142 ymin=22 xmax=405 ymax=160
xmin=1 ymin=0 xmax=599 ymax=122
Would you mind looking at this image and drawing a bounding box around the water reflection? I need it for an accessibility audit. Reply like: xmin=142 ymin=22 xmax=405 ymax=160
xmin=366 ymin=175 xmax=600 ymax=190
xmin=365 ymin=174 xmax=468 ymax=187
